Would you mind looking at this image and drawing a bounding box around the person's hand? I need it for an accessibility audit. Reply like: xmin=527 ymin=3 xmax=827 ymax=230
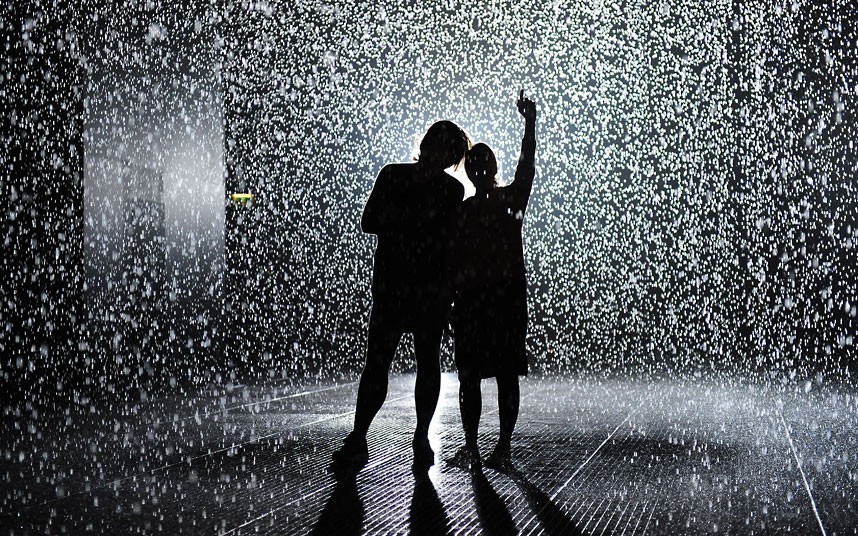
xmin=516 ymin=89 xmax=536 ymax=121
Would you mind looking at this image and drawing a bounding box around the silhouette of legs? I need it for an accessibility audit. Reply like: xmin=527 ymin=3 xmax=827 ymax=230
xmin=413 ymin=328 xmax=442 ymax=438
xmin=352 ymin=317 xmax=401 ymax=439
xmin=412 ymin=327 xmax=442 ymax=467
xmin=336 ymin=313 xmax=446 ymax=471
xmin=458 ymin=376 xmax=481 ymax=451
xmin=452 ymin=372 xmax=520 ymax=473
xmin=446 ymin=374 xmax=482 ymax=471
xmin=457 ymin=373 xmax=519 ymax=452
xmin=495 ymin=374 xmax=519 ymax=451
xmin=484 ymin=374 xmax=519 ymax=471
xmin=332 ymin=319 xmax=400 ymax=474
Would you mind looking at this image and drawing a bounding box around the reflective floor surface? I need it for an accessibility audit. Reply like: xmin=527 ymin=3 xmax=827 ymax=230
xmin=1 ymin=373 xmax=856 ymax=534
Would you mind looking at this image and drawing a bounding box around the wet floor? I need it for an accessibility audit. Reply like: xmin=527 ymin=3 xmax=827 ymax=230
xmin=1 ymin=373 xmax=856 ymax=534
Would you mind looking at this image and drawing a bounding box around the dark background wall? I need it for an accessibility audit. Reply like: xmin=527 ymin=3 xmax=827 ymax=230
xmin=1 ymin=0 xmax=856 ymax=398
xmin=1 ymin=3 xmax=84 ymax=397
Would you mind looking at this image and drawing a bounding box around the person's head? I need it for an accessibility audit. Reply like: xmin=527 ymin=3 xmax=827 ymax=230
xmin=418 ymin=120 xmax=469 ymax=170
xmin=465 ymin=142 xmax=498 ymax=193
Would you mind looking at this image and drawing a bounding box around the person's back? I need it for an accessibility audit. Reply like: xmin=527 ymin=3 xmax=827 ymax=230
xmin=455 ymin=187 xmax=527 ymax=291
xmin=452 ymin=116 xmax=535 ymax=294
xmin=363 ymin=162 xmax=463 ymax=321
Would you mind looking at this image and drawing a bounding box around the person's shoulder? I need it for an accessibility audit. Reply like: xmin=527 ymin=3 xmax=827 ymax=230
xmin=491 ymin=185 xmax=514 ymax=201
xmin=441 ymin=172 xmax=464 ymax=195
xmin=378 ymin=162 xmax=415 ymax=180
xmin=462 ymin=196 xmax=478 ymax=209
xmin=386 ymin=161 xmax=417 ymax=173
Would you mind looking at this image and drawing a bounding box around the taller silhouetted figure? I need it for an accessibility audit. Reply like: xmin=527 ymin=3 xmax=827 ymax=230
xmin=332 ymin=120 xmax=468 ymax=474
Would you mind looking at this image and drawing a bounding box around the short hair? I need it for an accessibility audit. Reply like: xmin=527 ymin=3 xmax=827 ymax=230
xmin=418 ymin=120 xmax=469 ymax=168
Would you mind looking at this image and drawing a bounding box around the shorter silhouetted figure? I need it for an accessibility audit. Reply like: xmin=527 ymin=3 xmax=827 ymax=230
xmin=332 ymin=120 xmax=469 ymax=475
xmin=447 ymin=90 xmax=536 ymax=472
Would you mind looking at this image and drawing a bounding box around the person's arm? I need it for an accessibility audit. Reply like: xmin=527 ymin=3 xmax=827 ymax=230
xmin=443 ymin=199 xmax=464 ymax=303
xmin=361 ymin=165 xmax=397 ymax=235
xmin=507 ymin=90 xmax=537 ymax=213
xmin=443 ymin=181 xmax=466 ymax=296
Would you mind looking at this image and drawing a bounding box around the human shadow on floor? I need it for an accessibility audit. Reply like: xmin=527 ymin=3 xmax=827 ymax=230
xmin=472 ymin=468 xmax=517 ymax=534
xmin=312 ymin=474 xmax=364 ymax=535
xmin=409 ymin=470 xmax=450 ymax=535
xmin=507 ymin=468 xmax=583 ymax=536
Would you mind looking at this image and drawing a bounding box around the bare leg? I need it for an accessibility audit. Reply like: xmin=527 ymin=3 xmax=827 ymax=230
xmin=445 ymin=374 xmax=482 ymax=471
xmin=413 ymin=327 xmax=442 ymax=440
xmin=351 ymin=313 xmax=401 ymax=439
xmin=495 ymin=374 xmax=520 ymax=451
xmin=459 ymin=376 xmax=481 ymax=450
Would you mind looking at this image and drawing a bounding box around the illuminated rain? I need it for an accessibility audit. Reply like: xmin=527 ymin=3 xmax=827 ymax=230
xmin=1 ymin=0 xmax=856 ymax=534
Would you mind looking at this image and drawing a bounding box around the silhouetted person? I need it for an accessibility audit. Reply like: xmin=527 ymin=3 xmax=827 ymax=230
xmin=332 ymin=120 xmax=469 ymax=474
xmin=447 ymin=90 xmax=536 ymax=472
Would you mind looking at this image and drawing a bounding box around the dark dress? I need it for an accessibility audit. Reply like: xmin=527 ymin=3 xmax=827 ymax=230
xmin=362 ymin=162 xmax=464 ymax=332
xmin=451 ymin=131 xmax=536 ymax=379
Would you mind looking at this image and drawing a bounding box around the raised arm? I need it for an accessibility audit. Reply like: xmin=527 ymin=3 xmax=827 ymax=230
xmin=507 ymin=90 xmax=537 ymax=212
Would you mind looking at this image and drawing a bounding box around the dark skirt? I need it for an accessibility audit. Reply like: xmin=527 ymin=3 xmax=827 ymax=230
xmin=452 ymin=276 xmax=528 ymax=379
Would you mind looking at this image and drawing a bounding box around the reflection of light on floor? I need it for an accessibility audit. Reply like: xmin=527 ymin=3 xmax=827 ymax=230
xmin=6 ymin=373 xmax=858 ymax=533
xmin=427 ymin=373 xmax=458 ymax=483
